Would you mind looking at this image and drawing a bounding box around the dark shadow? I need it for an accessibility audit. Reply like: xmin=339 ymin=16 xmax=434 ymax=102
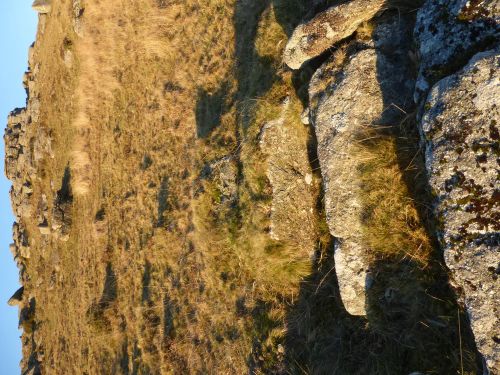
xmin=141 ymin=260 xmax=152 ymax=304
xmin=195 ymin=82 xmax=230 ymax=138
xmin=53 ymin=165 xmax=73 ymax=236
xmin=366 ymin=257 xmax=481 ymax=374
xmin=57 ymin=165 xmax=73 ymax=205
xmin=157 ymin=176 xmax=170 ymax=227
xmin=367 ymin=7 xmax=481 ymax=374
xmin=119 ymin=338 xmax=130 ymax=375
xmin=100 ymin=262 xmax=118 ymax=306
xmin=284 ymin=242 xmax=369 ymax=374
xmin=163 ymin=295 xmax=176 ymax=341
xmin=87 ymin=263 xmax=118 ymax=331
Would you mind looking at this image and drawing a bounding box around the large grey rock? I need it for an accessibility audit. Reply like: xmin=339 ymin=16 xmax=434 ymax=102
xmin=420 ymin=49 xmax=499 ymax=374
xmin=310 ymin=49 xmax=379 ymax=315
xmin=32 ymin=0 xmax=51 ymax=14
xmin=283 ymin=0 xmax=385 ymax=69
xmin=309 ymin=16 xmax=415 ymax=316
xmin=260 ymin=98 xmax=316 ymax=257
xmin=414 ymin=0 xmax=500 ymax=101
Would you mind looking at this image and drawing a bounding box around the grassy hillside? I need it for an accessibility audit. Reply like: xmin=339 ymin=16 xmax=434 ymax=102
xmin=11 ymin=0 xmax=481 ymax=374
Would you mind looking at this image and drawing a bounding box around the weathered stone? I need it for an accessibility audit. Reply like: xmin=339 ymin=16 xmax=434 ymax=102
xmin=260 ymin=97 xmax=316 ymax=257
xmin=309 ymin=15 xmax=415 ymax=315
xmin=33 ymin=128 xmax=53 ymax=162
xmin=420 ymin=49 xmax=499 ymax=374
xmin=414 ymin=0 xmax=500 ymax=101
xmin=38 ymin=224 xmax=51 ymax=236
xmin=63 ymin=49 xmax=73 ymax=68
xmin=73 ymin=0 xmax=84 ymax=37
xmin=32 ymin=0 xmax=51 ymax=14
xmin=300 ymin=108 xmax=310 ymax=125
xmin=283 ymin=0 xmax=385 ymax=69
xmin=8 ymin=287 xmax=24 ymax=307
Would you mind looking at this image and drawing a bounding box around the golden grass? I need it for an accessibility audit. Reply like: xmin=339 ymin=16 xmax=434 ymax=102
xmin=353 ymin=125 xmax=433 ymax=265
xmin=16 ymin=0 xmax=480 ymax=374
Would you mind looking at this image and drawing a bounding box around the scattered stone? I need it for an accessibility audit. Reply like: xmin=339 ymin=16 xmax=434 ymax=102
xmin=420 ymin=49 xmax=499 ymax=374
xmin=206 ymin=157 xmax=238 ymax=203
xmin=38 ymin=224 xmax=51 ymax=236
xmin=283 ymin=0 xmax=385 ymax=69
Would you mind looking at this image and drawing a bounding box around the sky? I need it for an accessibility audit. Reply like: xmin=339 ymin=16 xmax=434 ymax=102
xmin=0 ymin=1 xmax=38 ymax=374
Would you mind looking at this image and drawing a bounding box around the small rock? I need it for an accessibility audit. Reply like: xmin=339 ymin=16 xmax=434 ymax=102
xmin=300 ymin=108 xmax=310 ymax=125
xmin=8 ymin=287 xmax=24 ymax=306
xmin=38 ymin=224 xmax=51 ymax=236
xmin=63 ymin=49 xmax=73 ymax=68
xmin=32 ymin=0 xmax=51 ymax=14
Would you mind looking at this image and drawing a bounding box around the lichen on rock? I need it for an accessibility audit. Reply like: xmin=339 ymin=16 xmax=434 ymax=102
xmin=259 ymin=97 xmax=317 ymax=258
xmin=283 ymin=0 xmax=385 ymax=69
xmin=421 ymin=49 xmax=500 ymax=373
xmin=414 ymin=0 xmax=500 ymax=101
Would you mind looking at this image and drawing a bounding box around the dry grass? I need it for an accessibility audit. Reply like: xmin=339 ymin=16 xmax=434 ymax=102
xmin=352 ymin=123 xmax=433 ymax=265
xmin=15 ymin=0 xmax=481 ymax=374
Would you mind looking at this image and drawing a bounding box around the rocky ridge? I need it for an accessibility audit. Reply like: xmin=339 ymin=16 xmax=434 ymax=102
xmin=4 ymin=1 xmax=84 ymax=374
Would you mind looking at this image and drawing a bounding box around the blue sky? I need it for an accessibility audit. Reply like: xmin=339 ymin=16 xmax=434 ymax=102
xmin=0 ymin=1 xmax=37 ymax=374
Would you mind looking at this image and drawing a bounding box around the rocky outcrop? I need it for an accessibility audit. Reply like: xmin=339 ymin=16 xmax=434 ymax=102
xmin=307 ymin=13 xmax=415 ymax=316
xmin=283 ymin=0 xmax=385 ymax=69
xmin=5 ymin=30 xmax=62 ymax=375
xmin=414 ymin=0 xmax=500 ymax=101
xmin=259 ymin=98 xmax=316 ymax=257
xmin=32 ymin=0 xmax=51 ymax=14
xmin=420 ymin=49 xmax=499 ymax=374
xmin=8 ymin=287 xmax=25 ymax=307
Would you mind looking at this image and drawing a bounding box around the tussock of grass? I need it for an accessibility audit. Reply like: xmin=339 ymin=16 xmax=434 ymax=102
xmin=353 ymin=125 xmax=432 ymax=265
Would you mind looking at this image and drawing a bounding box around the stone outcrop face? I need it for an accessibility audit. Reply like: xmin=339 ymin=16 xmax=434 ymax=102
xmin=308 ymin=15 xmax=415 ymax=315
xmin=32 ymin=0 xmax=51 ymax=14
xmin=8 ymin=287 xmax=24 ymax=307
xmin=420 ymin=49 xmax=500 ymax=374
xmin=283 ymin=0 xmax=385 ymax=69
xmin=4 ymin=16 xmax=63 ymax=374
xmin=414 ymin=0 xmax=500 ymax=101
xmin=260 ymin=98 xmax=316 ymax=257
